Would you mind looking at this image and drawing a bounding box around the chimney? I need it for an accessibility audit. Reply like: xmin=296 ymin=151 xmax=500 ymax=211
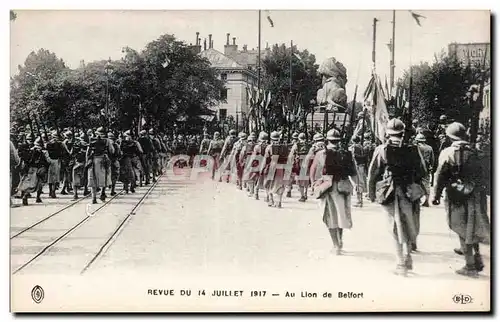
xmin=243 ymin=44 xmax=247 ymax=51
xmin=204 ymin=38 xmax=207 ymax=50
xmin=196 ymin=32 xmax=199 ymax=45
xmin=208 ymin=34 xmax=212 ymax=48
xmin=226 ymin=33 xmax=230 ymax=45
xmin=233 ymin=37 xmax=236 ymax=45
xmin=211 ymin=40 xmax=214 ymax=48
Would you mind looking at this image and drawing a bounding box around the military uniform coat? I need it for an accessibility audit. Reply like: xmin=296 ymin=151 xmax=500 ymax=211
xmin=433 ymin=141 xmax=490 ymax=245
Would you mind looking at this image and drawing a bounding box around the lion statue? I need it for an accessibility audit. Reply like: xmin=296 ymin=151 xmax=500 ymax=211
xmin=316 ymin=57 xmax=348 ymax=112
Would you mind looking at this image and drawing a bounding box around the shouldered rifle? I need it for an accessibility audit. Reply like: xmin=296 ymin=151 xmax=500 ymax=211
xmin=341 ymin=84 xmax=358 ymax=150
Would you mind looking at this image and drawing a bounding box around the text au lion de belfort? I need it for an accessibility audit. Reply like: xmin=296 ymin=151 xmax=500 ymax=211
xmin=147 ymin=289 xmax=364 ymax=299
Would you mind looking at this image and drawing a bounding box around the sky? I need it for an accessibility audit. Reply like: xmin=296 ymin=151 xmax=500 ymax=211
xmin=10 ymin=10 xmax=490 ymax=98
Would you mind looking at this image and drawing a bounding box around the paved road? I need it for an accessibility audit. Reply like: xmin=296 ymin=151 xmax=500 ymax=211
xmin=10 ymin=169 xmax=491 ymax=310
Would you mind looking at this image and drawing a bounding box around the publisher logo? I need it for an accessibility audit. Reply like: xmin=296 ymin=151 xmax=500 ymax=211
xmin=31 ymin=285 xmax=44 ymax=304
xmin=452 ymin=294 xmax=472 ymax=304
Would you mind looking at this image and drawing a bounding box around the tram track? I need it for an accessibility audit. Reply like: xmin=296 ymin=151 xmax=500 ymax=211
xmin=11 ymin=175 xmax=164 ymax=275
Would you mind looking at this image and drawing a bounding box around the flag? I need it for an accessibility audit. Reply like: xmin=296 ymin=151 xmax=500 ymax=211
xmin=384 ymin=75 xmax=390 ymax=99
xmin=409 ymin=10 xmax=426 ymax=26
xmin=162 ymin=56 xmax=171 ymax=68
xmin=265 ymin=10 xmax=274 ymax=27
xmin=373 ymin=75 xmax=390 ymax=142
xmin=293 ymin=53 xmax=306 ymax=67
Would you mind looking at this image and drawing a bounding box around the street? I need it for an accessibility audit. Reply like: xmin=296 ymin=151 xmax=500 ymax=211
xmin=10 ymin=168 xmax=490 ymax=311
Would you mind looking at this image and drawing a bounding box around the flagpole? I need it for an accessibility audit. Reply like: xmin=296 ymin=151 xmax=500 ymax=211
xmin=258 ymin=10 xmax=262 ymax=132
xmin=289 ymin=40 xmax=293 ymax=136
xmin=390 ymin=10 xmax=396 ymax=92
xmin=372 ymin=17 xmax=378 ymax=144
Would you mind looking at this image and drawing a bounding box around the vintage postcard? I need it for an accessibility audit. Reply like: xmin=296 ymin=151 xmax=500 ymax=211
xmin=9 ymin=9 xmax=491 ymax=312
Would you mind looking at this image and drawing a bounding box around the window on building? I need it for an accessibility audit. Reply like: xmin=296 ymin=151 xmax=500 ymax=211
xmin=221 ymin=73 xmax=227 ymax=81
xmin=221 ymin=88 xmax=228 ymax=100
xmin=219 ymin=109 xmax=227 ymax=120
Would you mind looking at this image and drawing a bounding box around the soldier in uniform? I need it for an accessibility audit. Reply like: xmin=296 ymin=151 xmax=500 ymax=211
xmin=207 ymin=132 xmax=224 ymax=180
xmin=187 ymin=134 xmax=199 ymax=168
xmin=149 ymin=129 xmax=162 ymax=177
xmin=367 ymin=119 xmax=427 ymax=276
xmin=138 ymin=130 xmax=154 ymax=184
xmin=308 ymin=133 xmax=326 ymax=197
xmin=415 ymin=133 xmax=435 ymax=207
xmin=18 ymin=137 xmax=50 ymax=205
xmin=108 ymin=132 xmax=122 ymax=196
xmin=120 ymin=130 xmax=142 ymax=193
xmin=251 ymin=132 xmax=269 ymax=201
xmin=289 ymin=132 xmax=311 ymax=202
xmin=87 ymin=127 xmax=114 ymax=204
xmin=432 ymin=122 xmax=490 ymax=277
xmin=232 ymin=132 xmax=247 ymax=189
xmin=263 ymin=131 xmax=290 ymax=208
xmin=70 ymin=135 xmax=89 ymax=200
xmin=45 ymin=130 xmax=70 ymax=198
xmin=239 ymin=133 xmax=256 ymax=196
xmin=310 ymin=129 xmax=357 ymax=255
xmin=349 ymin=135 xmax=367 ymax=207
xmin=10 ymin=140 xmax=21 ymax=207
xmin=219 ymin=130 xmax=238 ymax=183
xmin=60 ymin=130 xmax=74 ymax=195
xmin=199 ymin=132 xmax=211 ymax=155
xmin=285 ymin=132 xmax=299 ymax=198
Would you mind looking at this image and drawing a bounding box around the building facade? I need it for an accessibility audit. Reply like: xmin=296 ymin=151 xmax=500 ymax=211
xmin=198 ymin=33 xmax=270 ymax=125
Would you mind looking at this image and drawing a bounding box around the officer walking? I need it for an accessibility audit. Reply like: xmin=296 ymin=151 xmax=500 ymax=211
xmin=415 ymin=133 xmax=435 ymax=207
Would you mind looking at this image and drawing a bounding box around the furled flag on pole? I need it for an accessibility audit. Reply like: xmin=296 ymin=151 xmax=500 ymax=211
xmin=265 ymin=10 xmax=274 ymax=27
xmin=409 ymin=10 xmax=426 ymax=26
xmin=162 ymin=55 xmax=171 ymax=68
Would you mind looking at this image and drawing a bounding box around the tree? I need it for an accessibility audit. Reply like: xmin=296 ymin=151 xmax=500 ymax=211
xmin=397 ymin=52 xmax=484 ymax=130
xmin=10 ymin=35 xmax=226 ymax=134
xmin=261 ymin=43 xmax=322 ymax=132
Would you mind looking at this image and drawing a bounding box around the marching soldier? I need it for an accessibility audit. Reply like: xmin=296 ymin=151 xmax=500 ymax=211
xmin=149 ymin=129 xmax=162 ymax=177
xmin=87 ymin=127 xmax=114 ymax=204
xmin=415 ymin=133 xmax=435 ymax=207
xmin=285 ymin=132 xmax=299 ymax=198
xmin=187 ymin=134 xmax=199 ymax=168
xmin=239 ymin=133 xmax=256 ymax=196
xmin=432 ymin=122 xmax=490 ymax=277
xmin=233 ymin=132 xmax=248 ymax=189
xmin=219 ymin=130 xmax=238 ymax=183
xmin=10 ymin=140 xmax=21 ymax=207
xmin=138 ymin=130 xmax=155 ymax=184
xmin=207 ymin=132 xmax=224 ymax=180
xmin=308 ymin=133 xmax=326 ymax=197
xmin=45 ymin=130 xmax=70 ymax=198
xmin=367 ymin=119 xmax=426 ymax=276
xmin=310 ymin=129 xmax=357 ymax=255
xmin=289 ymin=132 xmax=311 ymax=202
xmin=18 ymin=137 xmax=50 ymax=205
xmin=199 ymin=132 xmax=211 ymax=155
xmin=70 ymin=135 xmax=89 ymax=200
xmin=251 ymin=132 xmax=269 ymax=201
xmin=349 ymin=136 xmax=368 ymax=207
xmin=263 ymin=131 xmax=289 ymax=208
xmin=61 ymin=130 xmax=74 ymax=195
xmin=120 ymin=130 xmax=142 ymax=193
xmin=108 ymin=132 xmax=122 ymax=196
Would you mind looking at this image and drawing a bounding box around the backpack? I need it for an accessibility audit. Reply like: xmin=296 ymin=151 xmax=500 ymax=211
xmin=447 ymin=146 xmax=479 ymax=200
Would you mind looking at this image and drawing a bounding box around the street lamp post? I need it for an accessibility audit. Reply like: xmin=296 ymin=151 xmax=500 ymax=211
xmin=104 ymin=58 xmax=113 ymax=130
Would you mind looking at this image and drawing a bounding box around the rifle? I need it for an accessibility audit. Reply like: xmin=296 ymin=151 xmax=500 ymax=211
xmin=342 ymin=84 xmax=359 ymax=150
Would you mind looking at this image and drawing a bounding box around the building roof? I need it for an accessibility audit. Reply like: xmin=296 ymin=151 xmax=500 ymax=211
xmin=200 ymin=48 xmax=243 ymax=69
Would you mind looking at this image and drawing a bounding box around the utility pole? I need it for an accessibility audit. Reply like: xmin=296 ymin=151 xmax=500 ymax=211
xmin=257 ymin=10 xmax=262 ymax=132
xmin=371 ymin=17 xmax=378 ymax=144
xmin=372 ymin=18 xmax=378 ymax=72
xmin=390 ymin=10 xmax=396 ymax=92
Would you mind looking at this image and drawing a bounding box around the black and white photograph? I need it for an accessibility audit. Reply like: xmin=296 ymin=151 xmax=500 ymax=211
xmin=8 ymin=7 xmax=491 ymax=312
